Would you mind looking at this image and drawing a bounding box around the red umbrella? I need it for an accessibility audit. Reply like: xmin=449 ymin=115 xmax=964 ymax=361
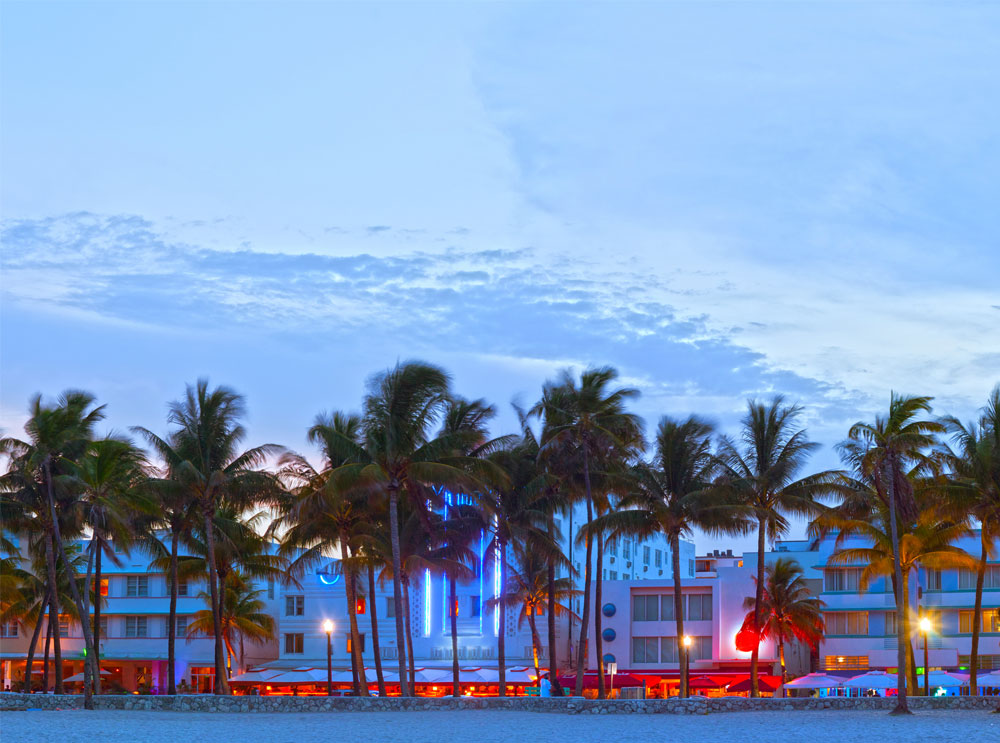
xmin=687 ymin=675 xmax=726 ymax=690
xmin=727 ymin=676 xmax=781 ymax=693
xmin=558 ymin=673 xmax=646 ymax=690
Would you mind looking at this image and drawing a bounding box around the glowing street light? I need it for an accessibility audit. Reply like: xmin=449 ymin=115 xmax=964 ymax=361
xmin=681 ymin=635 xmax=693 ymax=699
xmin=323 ymin=620 xmax=334 ymax=696
xmin=918 ymin=616 xmax=931 ymax=697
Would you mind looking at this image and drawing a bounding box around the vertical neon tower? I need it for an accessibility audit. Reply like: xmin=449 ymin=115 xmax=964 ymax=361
xmin=493 ymin=516 xmax=501 ymax=636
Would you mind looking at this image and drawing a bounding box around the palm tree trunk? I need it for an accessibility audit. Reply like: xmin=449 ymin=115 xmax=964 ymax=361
xmin=44 ymin=535 xmax=64 ymax=694
xmin=671 ymin=533 xmax=687 ymax=698
xmin=202 ymin=510 xmax=230 ymax=695
xmin=23 ymin=605 xmax=45 ymax=693
xmin=594 ymin=535 xmax=605 ymax=699
xmin=343 ymin=551 xmax=364 ymax=696
xmin=367 ymin=563 xmax=387 ymax=696
xmin=352 ymin=570 xmax=368 ymax=692
xmin=498 ymin=538 xmax=507 ymax=697
xmin=546 ymin=513 xmax=563 ymax=697
xmin=566 ymin=506 xmax=574 ymax=675
xmin=167 ymin=528 xmax=179 ymax=695
xmin=970 ymin=530 xmax=988 ymax=694
xmin=42 ymin=614 xmax=52 ymax=692
xmin=574 ymin=448 xmax=594 ymax=698
xmin=44 ymin=459 xmax=93 ymax=705
xmin=750 ymin=515 xmax=766 ymax=698
xmin=387 ymin=487 xmax=410 ymax=696
xmin=778 ymin=640 xmax=787 ymax=696
xmin=402 ymin=575 xmax=416 ymax=693
xmin=885 ymin=458 xmax=909 ymax=714
xmin=528 ymin=610 xmax=542 ymax=685
xmin=902 ymin=571 xmax=918 ymax=694
xmin=450 ymin=576 xmax=459 ymax=697
xmin=92 ymin=545 xmax=103 ymax=694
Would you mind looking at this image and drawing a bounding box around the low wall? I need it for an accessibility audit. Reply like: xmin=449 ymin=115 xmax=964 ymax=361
xmin=1 ymin=692 xmax=996 ymax=714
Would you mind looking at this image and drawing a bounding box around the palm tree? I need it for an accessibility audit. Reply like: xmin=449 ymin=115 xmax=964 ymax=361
xmin=1 ymin=391 xmax=105 ymax=705
xmin=187 ymin=572 xmax=275 ymax=676
xmin=941 ymin=385 xmax=1000 ymax=693
xmin=321 ymin=361 xmax=500 ymax=696
xmin=841 ymin=393 xmax=943 ymax=714
xmin=72 ymin=436 xmax=150 ymax=693
xmin=532 ymin=367 xmax=642 ymax=697
xmin=741 ymin=558 xmax=825 ymax=689
xmin=589 ymin=416 xmax=746 ymax=697
xmin=134 ymin=380 xmax=282 ymax=695
xmin=715 ymin=397 xmax=834 ymax=697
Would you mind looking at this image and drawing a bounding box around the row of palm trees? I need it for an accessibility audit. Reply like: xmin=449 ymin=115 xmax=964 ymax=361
xmin=1 ymin=362 xmax=997 ymax=716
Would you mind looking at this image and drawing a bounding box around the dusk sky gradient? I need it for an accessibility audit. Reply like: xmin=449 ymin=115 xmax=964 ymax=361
xmin=2 ymin=2 xmax=998 ymax=551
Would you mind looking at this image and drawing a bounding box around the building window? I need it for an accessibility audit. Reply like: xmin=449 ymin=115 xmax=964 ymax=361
xmin=98 ymin=578 xmax=109 ymax=597
xmin=284 ymin=633 xmax=304 ymax=654
xmin=633 ymin=594 xmax=659 ymax=621
xmin=884 ymin=611 xmax=897 ymax=636
xmin=355 ymin=597 xmax=366 ymax=615
xmin=643 ymin=546 xmax=651 ymax=564
xmin=688 ymin=559 xmax=695 ymax=576
xmin=268 ymin=579 xmax=275 ymax=600
xmin=925 ymin=569 xmax=942 ymax=591
xmin=610 ymin=571 xmax=618 ymax=580
xmin=823 ymin=655 xmax=868 ymax=670
xmin=631 ymin=637 xmax=659 ymax=663
xmin=623 ymin=541 xmax=631 ymax=559
xmin=824 ymin=568 xmax=862 ymax=592
xmin=286 ymin=595 xmax=304 ymax=616
xmin=661 ymin=637 xmax=680 ymax=663
xmin=114 ymin=540 xmax=126 ymax=554
xmin=661 ymin=595 xmax=677 ymax=621
xmin=346 ymin=634 xmax=366 ymax=653
xmin=686 ymin=593 xmax=712 ymax=621
xmin=125 ymin=616 xmax=148 ymax=638
xmin=654 ymin=550 xmax=662 ymax=568
xmin=126 ymin=576 xmax=149 ymax=597
xmin=98 ymin=616 xmax=108 ymax=637
xmin=0 ymin=621 xmax=18 ymax=638
xmin=177 ymin=578 xmax=188 ymax=597
xmin=175 ymin=615 xmax=190 ymax=637
xmin=58 ymin=615 xmax=71 ymax=637
xmin=609 ymin=542 xmax=618 ymax=557
xmin=826 ymin=611 xmax=868 ymax=635
xmin=385 ymin=597 xmax=396 ymax=618
xmin=470 ymin=595 xmax=481 ymax=617
xmin=960 ymin=609 xmax=1000 ymax=634
xmin=960 ymin=566 xmax=1000 ymax=590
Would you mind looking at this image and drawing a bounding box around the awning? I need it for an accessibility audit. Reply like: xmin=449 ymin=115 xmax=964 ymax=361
xmin=558 ymin=673 xmax=646 ymax=689
xmin=726 ymin=676 xmax=782 ymax=693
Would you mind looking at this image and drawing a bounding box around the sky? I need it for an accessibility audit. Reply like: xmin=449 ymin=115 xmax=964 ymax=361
xmin=2 ymin=1 xmax=998 ymax=553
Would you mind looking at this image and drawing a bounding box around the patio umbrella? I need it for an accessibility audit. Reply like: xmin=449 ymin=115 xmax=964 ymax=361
xmin=687 ymin=676 xmax=726 ymax=689
xmin=63 ymin=670 xmax=112 ymax=683
xmin=460 ymin=667 xmax=500 ymax=683
xmin=922 ymin=671 xmax=967 ymax=687
xmin=268 ymin=668 xmax=348 ymax=685
xmin=782 ymin=673 xmax=844 ymax=689
xmin=727 ymin=676 xmax=780 ymax=693
xmin=411 ymin=668 xmax=451 ymax=684
xmin=976 ymin=671 xmax=1000 ymax=687
xmin=844 ymin=671 xmax=897 ymax=689
xmin=365 ymin=667 xmax=400 ymax=683
xmin=228 ymin=669 xmax=283 ymax=684
xmin=503 ymin=667 xmax=541 ymax=684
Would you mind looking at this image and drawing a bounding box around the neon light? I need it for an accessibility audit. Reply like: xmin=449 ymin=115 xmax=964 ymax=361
xmin=443 ymin=491 xmax=451 ymax=634
xmin=317 ymin=561 xmax=342 ymax=586
xmin=493 ymin=517 xmax=501 ymax=636
xmin=478 ymin=530 xmax=485 ymax=636
xmin=424 ymin=569 xmax=432 ymax=636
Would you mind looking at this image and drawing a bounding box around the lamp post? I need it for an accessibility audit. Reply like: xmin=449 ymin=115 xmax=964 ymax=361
xmin=324 ymin=620 xmax=334 ymax=696
xmin=682 ymin=635 xmax=693 ymax=698
xmin=918 ymin=616 xmax=930 ymax=697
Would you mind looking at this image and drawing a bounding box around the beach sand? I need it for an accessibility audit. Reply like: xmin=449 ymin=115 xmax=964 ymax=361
xmin=1 ymin=709 xmax=995 ymax=743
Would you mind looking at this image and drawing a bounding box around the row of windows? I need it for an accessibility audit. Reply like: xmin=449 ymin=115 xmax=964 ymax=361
xmin=283 ymin=632 xmax=367 ymax=654
xmin=826 ymin=609 xmax=1000 ymax=636
xmin=632 ymin=636 xmax=712 ymax=663
xmin=11 ymin=615 xmax=207 ymax=639
xmin=93 ymin=576 xmax=191 ymax=598
xmin=632 ymin=594 xmax=713 ymax=622
xmin=825 ymin=566 xmax=1000 ymax=593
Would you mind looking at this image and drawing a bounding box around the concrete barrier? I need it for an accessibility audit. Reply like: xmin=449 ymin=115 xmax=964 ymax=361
xmin=1 ymin=692 xmax=996 ymax=714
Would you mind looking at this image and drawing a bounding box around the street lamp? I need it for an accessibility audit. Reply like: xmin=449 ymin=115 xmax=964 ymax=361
xmin=682 ymin=635 xmax=693 ymax=699
xmin=323 ymin=620 xmax=334 ymax=696
xmin=918 ymin=616 xmax=931 ymax=697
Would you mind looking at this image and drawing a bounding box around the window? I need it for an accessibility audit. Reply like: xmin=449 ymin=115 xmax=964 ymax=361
xmin=0 ymin=621 xmax=17 ymax=638
xmin=284 ymin=633 xmax=304 ymax=654
xmin=632 ymin=594 xmax=659 ymax=622
xmin=643 ymin=546 xmax=651 ymax=564
xmin=960 ymin=609 xmax=1000 ymax=634
xmin=825 ymin=611 xmax=868 ymax=635
xmin=98 ymin=578 xmax=109 ymax=597
xmin=286 ymin=595 xmax=304 ymax=616
xmin=346 ymin=634 xmax=366 ymax=653
xmin=823 ymin=655 xmax=868 ymax=670
xmin=661 ymin=637 xmax=680 ymax=663
xmin=385 ymin=597 xmax=396 ymax=618
xmin=114 ymin=540 xmax=126 ymax=554
xmin=126 ymin=576 xmax=149 ymax=597
xmin=267 ymin=579 xmax=275 ymax=600
xmin=125 ymin=616 xmax=148 ymax=638
xmin=602 ymin=569 xmax=607 ymax=580
xmin=609 ymin=542 xmax=618 ymax=557
xmin=884 ymin=611 xmax=897 ymax=636
xmin=687 ymin=636 xmax=712 ymax=660
xmin=631 ymin=637 xmax=658 ymax=663
xmin=58 ymin=615 xmax=70 ymax=637
xmin=960 ymin=566 xmax=1000 ymax=590
xmin=825 ymin=568 xmax=862 ymax=592
xmin=661 ymin=595 xmax=676 ymax=621
xmin=176 ymin=615 xmax=189 ymax=637
xmin=654 ymin=550 xmax=662 ymax=568
xmin=177 ymin=578 xmax=188 ymax=597
xmin=925 ymin=569 xmax=942 ymax=591
xmin=355 ymin=597 xmax=366 ymax=615
xmin=687 ymin=594 xmax=712 ymax=621
xmin=98 ymin=616 xmax=108 ymax=637
xmin=623 ymin=541 xmax=631 ymax=559
xmin=688 ymin=559 xmax=695 ymax=576
xmin=470 ymin=595 xmax=481 ymax=617
xmin=609 ymin=571 xmax=618 ymax=580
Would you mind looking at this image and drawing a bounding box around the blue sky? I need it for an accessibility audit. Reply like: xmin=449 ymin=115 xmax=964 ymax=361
xmin=2 ymin=2 xmax=998 ymax=551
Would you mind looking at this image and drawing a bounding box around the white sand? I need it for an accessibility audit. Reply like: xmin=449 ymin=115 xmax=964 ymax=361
xmin=1 ymin=709 xmax=995 ymax=743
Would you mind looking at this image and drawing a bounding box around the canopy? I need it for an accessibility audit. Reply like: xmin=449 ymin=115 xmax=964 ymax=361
xmin=558 ymin=673 xmax=646 ymax=689
xmin=844 ymin=671 xmax=897 ymax=689
xmin=727 ymin=676 xmax=780 ymax=693
xmin=783 ymin=673 xmax=844 ymax=689
xmin=460 ymin=667 xmax=500 ymax=683
xmin=504 ymin=667 xmax=541 ymax=684
xmin=365 ymin=667 xmax=400 ymax=683
xmin=267 ymin=668 xmax=350 ymax=685
xmin=63 ymin=670 xmax=112 ymax=683
xmin=687 ymin=675 xmax=726 ymax=689
xmin=923 ymin=671 xmax=967 ymax=687
xmin=229 ymin=669 xmax=284 ymax=684
xmin=976 ymin=670 xmax=1000 ymax=687
xmin=411 ymin=668 xmax=452 ymax=684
